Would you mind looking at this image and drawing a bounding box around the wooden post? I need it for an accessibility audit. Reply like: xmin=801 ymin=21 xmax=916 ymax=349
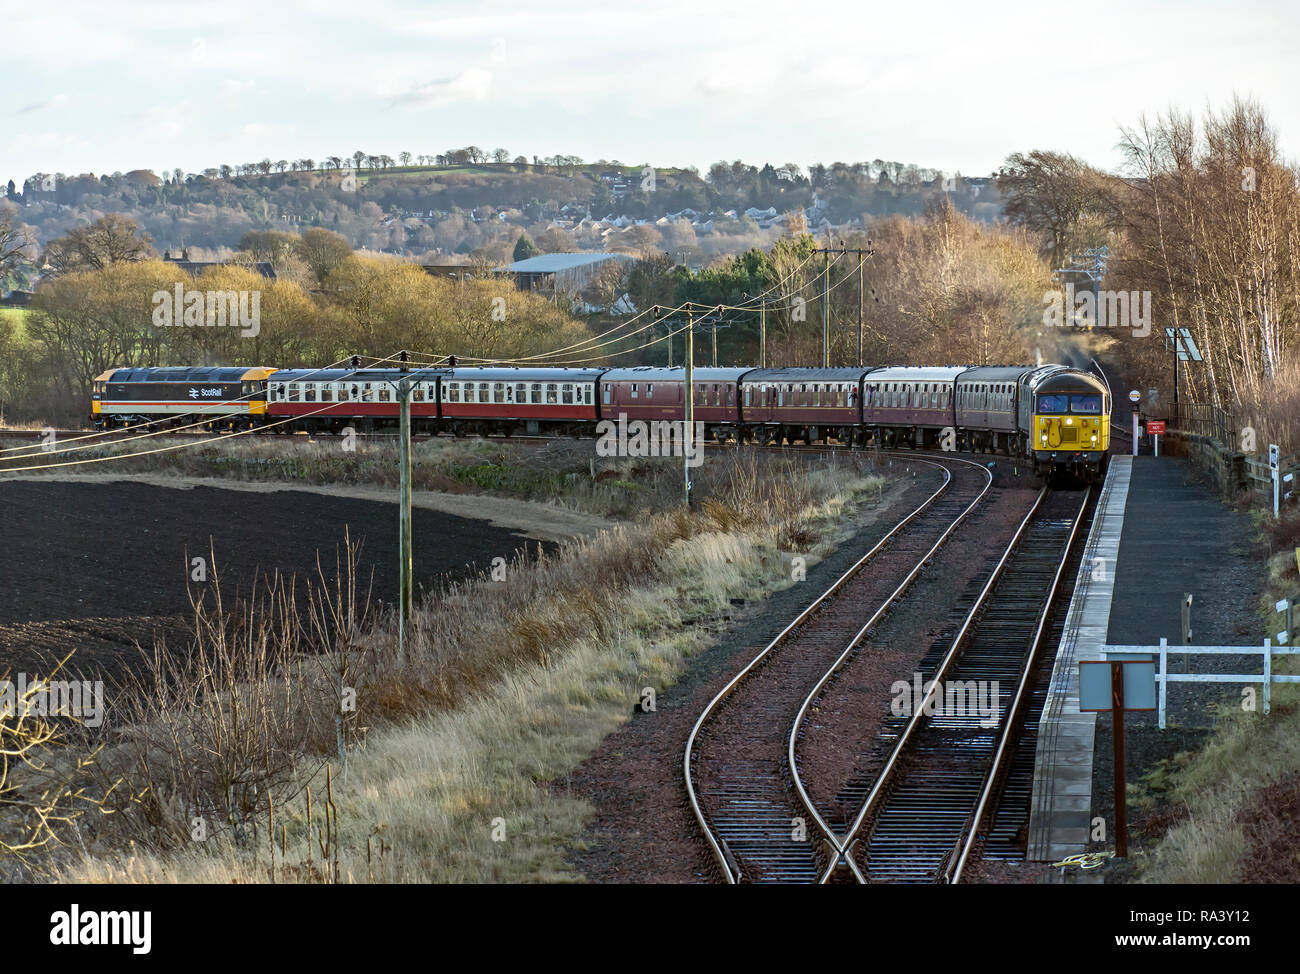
xmin=1112 ymin=661 xmax=1127 ymax=857
xmin=760 ymin=299 xmax=766 ymax=369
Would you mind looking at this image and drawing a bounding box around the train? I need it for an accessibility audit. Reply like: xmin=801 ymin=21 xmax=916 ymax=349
xmin=90 ymin=362 xmax=1112 ymax=477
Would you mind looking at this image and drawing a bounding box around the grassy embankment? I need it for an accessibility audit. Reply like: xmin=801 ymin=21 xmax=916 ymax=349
xmin=3 ymin=444 xmax=892 ymax=882
xmin=0 ymin=433 xmax=811 ymax=519
xmin=1136 ymin=508 xmax=1300 ymax=883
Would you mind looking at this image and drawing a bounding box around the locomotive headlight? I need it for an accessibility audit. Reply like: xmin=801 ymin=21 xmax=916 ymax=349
xmin=1065 ymin=417 xmax=1073 ymax=425
xmin=1040 ymin=432 xmax=1048 ymax=443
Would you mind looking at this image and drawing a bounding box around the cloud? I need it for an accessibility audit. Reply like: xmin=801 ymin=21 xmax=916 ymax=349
xmin=385 ymin=68 xmax=493 ymax=108
xmin=16 ymin=94 xmax=69 ymax=115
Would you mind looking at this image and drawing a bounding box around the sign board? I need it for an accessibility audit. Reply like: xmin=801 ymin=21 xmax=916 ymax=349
xmin=1128 ymin=390 xmax=1140 ymax=403
xmin=1147 ymin=420 xmax=1166 ymax=435
xmin=1079 ymin=660 xmax=1157 ymax=711
xmin=1270 ymin=444 xmax=1281 ymax=470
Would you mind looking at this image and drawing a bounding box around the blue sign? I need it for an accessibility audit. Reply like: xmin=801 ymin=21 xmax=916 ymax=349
xmin=1079 ymin=660 xmax=1157 ymax=712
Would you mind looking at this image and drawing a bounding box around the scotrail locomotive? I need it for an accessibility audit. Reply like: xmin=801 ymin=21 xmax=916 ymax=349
xmin=90 ymin=362 xmax=1111 ymax=477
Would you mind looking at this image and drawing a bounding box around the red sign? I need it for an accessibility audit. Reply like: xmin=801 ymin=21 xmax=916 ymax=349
xmin=1147 ymin=420 xmax=1166 ymax=435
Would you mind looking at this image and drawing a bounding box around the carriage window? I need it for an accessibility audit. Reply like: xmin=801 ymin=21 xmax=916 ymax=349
xmin=379 ymin=387 xmax=391 ymax=402
xmin=584 ymin=385 xmax=593 ymax=405
xmin=1070 ymin=394 xmax=1102 ymax=413
xmin=561 ymin=384 xmax=573 ymax=405
xmin=631 ymin=383 xmax=638 ymax=399
xmin=546 ymin=383 xmax=558 ymax=404
xmin=412 ymin=386 xmax=424 ymax=402
xmin=464 ymin=383 xmax=475 ymax=402
xmin=646 ymin=383 xmax=654 ymax=397
xmin=744 ymin=387 xmax=752 ymax=406
xmin=494 ymin=382 xmax=505 ymax=402
xmin=304 ymin=385 xmax=317 ymax=402
xmin=289 ymin=384 xmax=300 ymax=401
xmin=603 ymin=385 xmax=611 ymax=405
xmin=478 ymin=382 xmax=490 ymax=402
xmin=322 ymin=386 xmax=333 ymax=402
xmin=447 ymin=383 xmax=459 ymax=403
xmin=531 ymin=383 xmax=542 ymax=403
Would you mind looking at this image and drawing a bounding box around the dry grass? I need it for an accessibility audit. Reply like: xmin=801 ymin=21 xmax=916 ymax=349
xmin=17 ymin=448 xmax=885 ymax=883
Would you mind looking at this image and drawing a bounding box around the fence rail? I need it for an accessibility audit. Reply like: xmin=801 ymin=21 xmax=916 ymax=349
xmin=1179 ymin=401 xmax=1235 ymax=445
xmin=1176 ymin=401 xmax=1298 ymax=504
xmin=1105 ymin=638 xmax=1300 ymax=728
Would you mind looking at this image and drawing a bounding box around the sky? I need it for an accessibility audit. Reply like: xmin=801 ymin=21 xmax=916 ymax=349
xmin=4 ymin=0 xmax=1300 ymax=187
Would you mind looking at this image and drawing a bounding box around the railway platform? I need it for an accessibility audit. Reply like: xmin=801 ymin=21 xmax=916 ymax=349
xmin=1027 ymin=453 xmax=1257 ymax=868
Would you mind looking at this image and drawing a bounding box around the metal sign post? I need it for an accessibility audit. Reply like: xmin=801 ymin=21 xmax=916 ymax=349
xmin=1079 ymin=659 xmax=1157 ymax=858
xmin=1270 ymin=444 xmax=1281 ymax=518
xmin=1128 ymin=390 xmax=1140 ymax=457
xmin=1148 ymin=419 xmax=1165 ymax=456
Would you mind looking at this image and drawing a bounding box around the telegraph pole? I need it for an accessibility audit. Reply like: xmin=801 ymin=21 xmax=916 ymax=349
xmin=857 ymin=253 xmax=864 ymax=368
xmin=811 ymin=244 xmax=874 ymax=369
xmin=711 ymin=312 xmax=717 ymax=368
xmin=684 ymin=303 xmax=694 ymax=508
xmin=397 ymin=350 xmax=413 ymax=664
xmin=760 ymin=299 xmax=766 ymax=368
xmin=821 ymin=250 xmax=830 ymax=367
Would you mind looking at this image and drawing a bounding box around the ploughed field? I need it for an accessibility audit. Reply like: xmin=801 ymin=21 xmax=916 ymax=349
xmin=0 ymin=480 xmax=544 ymax=680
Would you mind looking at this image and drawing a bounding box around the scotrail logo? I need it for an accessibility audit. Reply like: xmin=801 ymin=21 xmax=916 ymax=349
xmin=595 ymin=413 xmax=705 ymax=468
xmin=890 ymin=672 xmax=1000 ymax=728
xmin=152 ymin=284 xmax=261 ymax=337
xmin=1042 ymin=284 xmax=1151 ymax=338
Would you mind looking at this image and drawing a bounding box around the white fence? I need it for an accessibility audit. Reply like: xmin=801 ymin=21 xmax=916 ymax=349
xmin=1103 ymin=638 xmax=1300 ymax=728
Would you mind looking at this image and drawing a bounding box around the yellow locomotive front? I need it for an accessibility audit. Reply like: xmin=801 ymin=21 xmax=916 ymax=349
xmin=1030 ymin=369 xmax=1110 ymax=478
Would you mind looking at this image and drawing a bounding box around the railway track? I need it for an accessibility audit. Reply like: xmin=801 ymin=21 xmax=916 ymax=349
xmin=683 ymin=453 xmax=995 ymax=883
xmin=816 ymin=486 xmax=1092 ymax=884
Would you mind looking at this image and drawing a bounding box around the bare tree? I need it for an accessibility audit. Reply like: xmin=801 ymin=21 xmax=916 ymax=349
xmin=41 ymin=214 xmax=152 ymax=273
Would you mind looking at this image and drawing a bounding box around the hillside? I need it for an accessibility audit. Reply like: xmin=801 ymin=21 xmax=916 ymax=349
xmin=4 ymin=154 xmax=1004 ymax=268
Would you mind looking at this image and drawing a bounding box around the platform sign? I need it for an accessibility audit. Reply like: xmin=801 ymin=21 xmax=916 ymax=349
xmin=1079 ymin=660 xmax=1157 ymax=711
xmin=1147 ymin=420 xmax=1165 ymax=435
xmin=1079 ymin=659 xmax=1154 ymax=858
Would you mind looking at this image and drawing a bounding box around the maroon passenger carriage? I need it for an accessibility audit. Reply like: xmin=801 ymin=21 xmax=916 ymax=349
xmin=738 ymin=367 xmax=869 ymax=445
xmin=599 ymin=367 xmax=748 ymax=439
